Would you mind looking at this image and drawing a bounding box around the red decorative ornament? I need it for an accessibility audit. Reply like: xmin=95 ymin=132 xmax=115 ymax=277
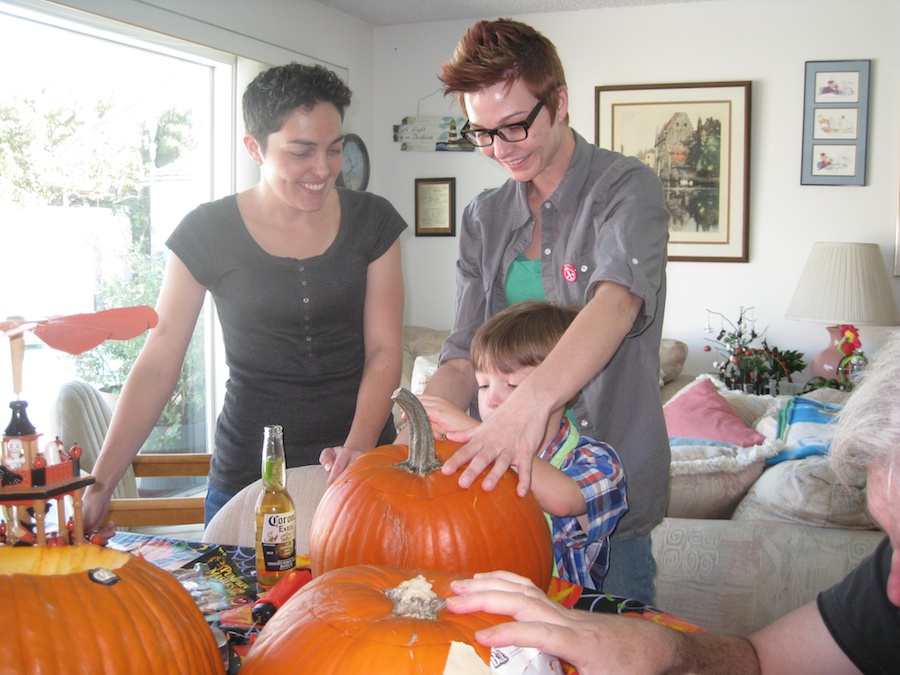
xmin=0 ymin=306 xmax=158 ymax=356
xmin=46 ymin=533 xmax=68 ymax=547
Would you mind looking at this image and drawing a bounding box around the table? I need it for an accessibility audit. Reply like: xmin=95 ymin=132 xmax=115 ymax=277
xmin=109 ymin=532 xmax=703 ymax=672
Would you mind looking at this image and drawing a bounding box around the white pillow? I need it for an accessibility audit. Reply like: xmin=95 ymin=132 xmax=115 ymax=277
xmin=411 ymin=352 xmax=440 ymax=394
xmin=666 ymin=439 xmax=782 ymax=519
xmin=659 ymin=338 xmax=689 ymax=386
xmin=732 ymin=456 xmax=878 ymax=529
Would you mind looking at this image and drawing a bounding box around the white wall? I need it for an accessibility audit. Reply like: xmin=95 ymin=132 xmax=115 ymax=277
xmin=373 ymin=0 xmax=900 ymax=379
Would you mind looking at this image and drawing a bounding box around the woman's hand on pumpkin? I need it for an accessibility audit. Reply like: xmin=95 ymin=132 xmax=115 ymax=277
xmin=319 ymin=445 xmax=363 ymax=485
xmin=441 ymin=389 xmax=547 ymax=496
xmin=416 ymin=394 xmax=479 ymax=440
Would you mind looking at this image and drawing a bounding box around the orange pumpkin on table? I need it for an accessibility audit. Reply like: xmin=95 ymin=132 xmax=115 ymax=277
xmin=0 ymin=545 xmax=222 ymax=674
xmin=308 ymin=388 xmax=553 ymax=590
xmin=240 ymin=564 xmax=512 ymax=674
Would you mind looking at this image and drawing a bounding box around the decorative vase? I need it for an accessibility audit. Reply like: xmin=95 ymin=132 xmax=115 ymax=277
xmin=810 ymin=325 xmax=846 ymax=380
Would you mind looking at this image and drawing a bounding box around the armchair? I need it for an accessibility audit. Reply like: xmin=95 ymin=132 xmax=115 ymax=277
xmin=53 ymin=380 xmax=209 ymax=532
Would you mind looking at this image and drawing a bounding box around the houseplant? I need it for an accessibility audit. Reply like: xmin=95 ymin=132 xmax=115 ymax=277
xmin=704 ymin=307 xmax=806 ymax=395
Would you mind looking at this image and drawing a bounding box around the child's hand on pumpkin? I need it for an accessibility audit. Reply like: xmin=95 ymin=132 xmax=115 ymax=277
xmin=415 ymin=394 xmax=479 ymax=440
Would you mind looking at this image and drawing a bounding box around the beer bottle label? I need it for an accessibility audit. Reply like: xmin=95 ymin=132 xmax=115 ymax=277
xmin=260 ymin=509 xmax=296 ymax=572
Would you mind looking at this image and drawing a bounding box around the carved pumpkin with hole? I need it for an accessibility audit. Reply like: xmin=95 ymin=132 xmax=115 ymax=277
xmin=240 ymin=564 xmax=511 ymax=673
xmin=308 ymin=388 xmax=553 ymax=590
xmin=0 ymin=545 xmax=222 ymax=674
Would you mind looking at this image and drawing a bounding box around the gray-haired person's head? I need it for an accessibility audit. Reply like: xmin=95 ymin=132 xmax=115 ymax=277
xmin=830 ymin=329 xmax=900 ymax=482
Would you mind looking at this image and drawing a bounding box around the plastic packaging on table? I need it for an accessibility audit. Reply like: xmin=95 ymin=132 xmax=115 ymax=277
xmin=443 ymin=642 xmax=563 ymax=674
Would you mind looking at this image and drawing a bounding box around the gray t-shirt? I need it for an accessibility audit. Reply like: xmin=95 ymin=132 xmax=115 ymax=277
xmin=443 ymin=130 xmax=670 ymax=539
xmin=167 ymin=189 xmax=407 ymax=495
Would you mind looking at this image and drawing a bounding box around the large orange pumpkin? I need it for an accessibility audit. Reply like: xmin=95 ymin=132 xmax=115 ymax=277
xmin=240 ymin=564 xmax=511 ymax=673
xmin=0 ymin=545 xmax=222 ymax=674
xmin=308 ymin=388 xmax=552 ymax=590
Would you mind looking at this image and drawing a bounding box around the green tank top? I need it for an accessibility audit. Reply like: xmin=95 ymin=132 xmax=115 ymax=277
xmin=505 ymin=252 xmax=578 ymax=430
xmin=505 ymin=253 xmax=544 ymax=305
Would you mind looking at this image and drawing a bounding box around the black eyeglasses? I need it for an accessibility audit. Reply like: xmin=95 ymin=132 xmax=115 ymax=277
xmin=460 ymin=101 xmax=545 ymax=147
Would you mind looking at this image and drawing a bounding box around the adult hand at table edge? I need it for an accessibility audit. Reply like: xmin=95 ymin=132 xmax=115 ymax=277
xmin=81 ymin=483 xmax=112 ymax=533
xmin=93 ymin=519 xmax=117 ymax=544
xmin=319 ymin=445 xmax=362 ymax=486
xmin=448 ymin=573 xmax=774 ymax=675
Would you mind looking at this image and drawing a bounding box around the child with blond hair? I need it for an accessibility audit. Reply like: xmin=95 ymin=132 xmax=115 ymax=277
xmin=419 ymin=301 xmax=627 ymax=589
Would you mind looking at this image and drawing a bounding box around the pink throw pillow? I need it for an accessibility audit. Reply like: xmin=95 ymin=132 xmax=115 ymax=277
xmin=664 ymin=378 xmax=766 ymax=447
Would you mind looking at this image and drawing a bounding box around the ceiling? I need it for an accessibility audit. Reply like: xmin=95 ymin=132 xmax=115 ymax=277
xmin=309 ymin=0 xmax=721 ymax=26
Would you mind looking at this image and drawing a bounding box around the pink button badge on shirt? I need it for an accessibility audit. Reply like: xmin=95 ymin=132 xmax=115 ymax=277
xmin=562 ymin=263 xmax=578 ymax=282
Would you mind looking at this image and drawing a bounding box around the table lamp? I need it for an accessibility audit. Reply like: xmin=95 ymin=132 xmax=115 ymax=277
xmin=785 ymin=242 xmax=900 ymax=380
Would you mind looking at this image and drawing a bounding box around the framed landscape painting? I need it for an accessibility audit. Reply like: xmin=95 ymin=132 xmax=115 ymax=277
xmin=596 ymin=81 xmax=751 ymax=262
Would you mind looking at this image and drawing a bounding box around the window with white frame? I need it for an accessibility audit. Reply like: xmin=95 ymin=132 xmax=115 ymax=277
xmin=0 ymin=1 xmax=241 ymax=492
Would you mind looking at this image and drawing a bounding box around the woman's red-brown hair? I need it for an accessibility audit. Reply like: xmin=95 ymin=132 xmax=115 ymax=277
xmin=438 ymin=19 xmax=567 ymax=122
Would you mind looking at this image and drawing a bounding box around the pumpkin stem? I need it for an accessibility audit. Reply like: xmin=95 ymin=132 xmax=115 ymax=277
xmin=385 ymin=574 xmax=445 ymax=620
xmin=392 ymin=387 xmax=443 ymax=475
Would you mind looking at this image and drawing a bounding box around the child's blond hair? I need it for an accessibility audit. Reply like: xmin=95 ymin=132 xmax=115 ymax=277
xmin=471 ymin=301 xmax=579 ymax=375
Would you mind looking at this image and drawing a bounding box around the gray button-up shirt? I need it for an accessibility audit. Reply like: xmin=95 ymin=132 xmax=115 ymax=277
xmin=443 ymin=130 xmax=670 ymax=539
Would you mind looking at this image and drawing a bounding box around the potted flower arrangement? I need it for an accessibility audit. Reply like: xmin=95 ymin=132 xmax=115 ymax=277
xmin=704 ymin=307 xmax=807 ymax=395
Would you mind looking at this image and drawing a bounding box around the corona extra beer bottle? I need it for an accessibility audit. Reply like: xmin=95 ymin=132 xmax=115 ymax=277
xmin=255 ymin=425 xmax=296 ymax=587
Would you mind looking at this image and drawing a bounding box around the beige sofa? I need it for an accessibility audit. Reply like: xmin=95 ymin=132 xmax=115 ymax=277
xmin=654 ymin=376 xmax=884 ymax=635
xmin=652 ymin=516 xmax=882 ymax=635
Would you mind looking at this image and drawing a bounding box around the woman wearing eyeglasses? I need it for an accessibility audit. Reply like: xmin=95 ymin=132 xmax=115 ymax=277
xmin=420 ymin=18 xmax=670 ymax=606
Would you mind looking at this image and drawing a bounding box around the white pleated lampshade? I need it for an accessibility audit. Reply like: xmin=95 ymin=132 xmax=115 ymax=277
xmin=786 ymin=242 xmax=900 ymax=326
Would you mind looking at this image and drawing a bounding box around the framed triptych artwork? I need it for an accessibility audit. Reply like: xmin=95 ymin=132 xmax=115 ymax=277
xmin=801 ymin=60 xmax=870 ymax=186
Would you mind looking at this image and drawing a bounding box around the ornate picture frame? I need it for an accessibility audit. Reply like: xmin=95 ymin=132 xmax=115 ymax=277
xmin=596 ymin=81 xmax=751 ymax=262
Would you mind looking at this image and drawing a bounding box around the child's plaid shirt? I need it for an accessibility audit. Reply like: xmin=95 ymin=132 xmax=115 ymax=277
xmin=538 ymin=417 xmax=628 ymax=590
